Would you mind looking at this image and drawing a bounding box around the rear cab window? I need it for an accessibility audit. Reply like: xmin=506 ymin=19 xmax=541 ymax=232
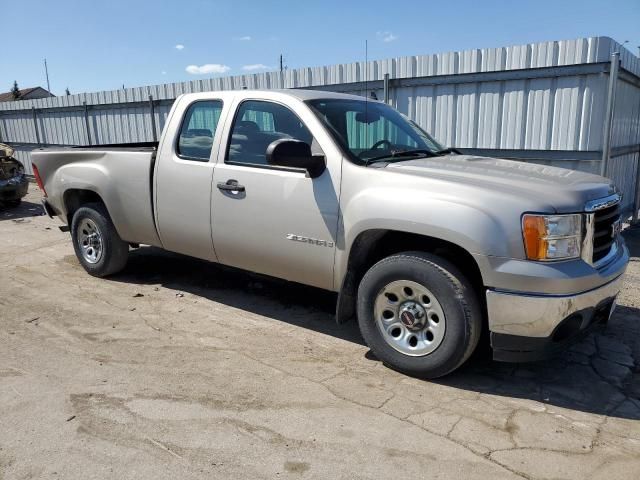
xmin=176 ymin=100 xmax=223 ymax=161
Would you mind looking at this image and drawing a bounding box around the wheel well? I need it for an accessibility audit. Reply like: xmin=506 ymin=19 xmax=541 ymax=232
xmin=63 ymin=189 xmax=105 ymax=225
xmin=336 ymin=229 xmax=485 ymax=323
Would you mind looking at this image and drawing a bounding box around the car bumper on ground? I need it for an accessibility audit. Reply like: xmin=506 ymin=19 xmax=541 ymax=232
xmin=0 ymin=175 xmax=29 ymax=202
xmin=485 ymin=241 xmax=628 ymax=362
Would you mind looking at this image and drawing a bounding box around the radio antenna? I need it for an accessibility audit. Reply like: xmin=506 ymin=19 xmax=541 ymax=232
xmin=364 ymin=39 xmax=368 ymax=149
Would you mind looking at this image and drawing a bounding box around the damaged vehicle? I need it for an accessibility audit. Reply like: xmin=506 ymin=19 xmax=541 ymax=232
xmin=0 ymin=143 xmax=29 ymax=207
xmin=31 ymin=90 xmax=629 ymax=378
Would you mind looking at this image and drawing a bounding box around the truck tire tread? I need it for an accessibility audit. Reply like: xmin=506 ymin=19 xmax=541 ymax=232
xmin=357 ymin=251 xmax=482 ymax=378
xmin=71 ymin=202 xmax=128 ymax=277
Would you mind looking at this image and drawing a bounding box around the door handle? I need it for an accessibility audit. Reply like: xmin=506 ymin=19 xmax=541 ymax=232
xmin=217 ymin=179 xmax=245 ymax=192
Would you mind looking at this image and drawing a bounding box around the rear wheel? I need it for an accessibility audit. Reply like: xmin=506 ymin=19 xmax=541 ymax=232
xmin=71 ymin=203 xmax=128 ymax=277
xmin=357 ymin=251 xmax=482 ymax=378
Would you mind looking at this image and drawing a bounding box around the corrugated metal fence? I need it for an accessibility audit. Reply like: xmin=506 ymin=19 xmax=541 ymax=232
xmin=1 ymin=36 xmax=639 ymax=216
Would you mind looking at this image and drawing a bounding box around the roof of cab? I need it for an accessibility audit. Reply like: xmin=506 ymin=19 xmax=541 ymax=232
xmin=178 ymin=89 xmax=378 ymax=103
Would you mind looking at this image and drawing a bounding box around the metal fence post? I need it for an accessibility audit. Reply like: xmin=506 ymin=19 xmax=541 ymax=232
xmin=31 ymin=107 xmax=41 ymax=145
xmin=149 ymin=95 xmax=158 ymax=142
xmin=601 ymin=52 xmax=620 ymax=177
xmin=83 ymin=101 xmax=92 ymax=145
xmin=383 ymin=73 xmax=390 ymax=104
xmin=633 ymin=156 xmax=640 ymax=224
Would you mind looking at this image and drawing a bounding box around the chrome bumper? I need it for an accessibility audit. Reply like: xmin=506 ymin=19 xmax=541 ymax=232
xmin=486 ymin=273 xmax=625 ymax=338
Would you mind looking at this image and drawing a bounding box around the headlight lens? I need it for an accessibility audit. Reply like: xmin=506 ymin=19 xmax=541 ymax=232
xmin=522 ymin=214 xmax=582 ymax=261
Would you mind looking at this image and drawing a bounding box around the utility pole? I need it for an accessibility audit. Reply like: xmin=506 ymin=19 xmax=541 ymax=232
xmin=279 ymin=54 xmax=284 ymax=89
xmin=43 ymin=58 xmax=51 ymax=93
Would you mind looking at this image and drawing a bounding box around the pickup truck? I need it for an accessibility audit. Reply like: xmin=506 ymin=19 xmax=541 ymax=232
xmin=32 ymin=89 xmax=629 ymax=378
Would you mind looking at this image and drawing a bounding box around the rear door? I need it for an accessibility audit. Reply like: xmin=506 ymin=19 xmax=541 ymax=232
xmin=155 ymin=97 xmax=226 ymax=261
xmin=210 ymin=97 xmax=341 ymax=290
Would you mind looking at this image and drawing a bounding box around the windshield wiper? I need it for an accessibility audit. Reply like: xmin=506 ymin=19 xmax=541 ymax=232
xmin=434 ymin=147 xmax=462 ymax=155
xmin=364 ymin=149 xmax=436 ymax=166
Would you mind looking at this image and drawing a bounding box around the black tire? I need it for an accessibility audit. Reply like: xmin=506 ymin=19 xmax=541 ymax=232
xmin=70 ymin=202 xmax=128 ymax=277
xmin=6 ymin=199 xmax=21 ymax=207
xmin=357 ymin=251 xmax=482 ymax=379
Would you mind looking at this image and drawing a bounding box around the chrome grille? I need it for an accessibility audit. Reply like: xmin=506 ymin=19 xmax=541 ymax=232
xmin=586 ymin=195 xmax=621 ymax=265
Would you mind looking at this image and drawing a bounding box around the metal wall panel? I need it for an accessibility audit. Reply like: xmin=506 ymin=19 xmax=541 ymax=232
xmin=611 ymin=79 xmax=640 ymax=148
xmin=11 ymin=145 xmax=36 ymax=175
xmin=37 ymin=111 xmax=87 ymax=145
xmin=0 ymin=36 xmax=627 ymax=112
xmin=608 ymin=153 xmax=639 ymax=213
xmin=1 ymin=36 xmax=639 ymax=216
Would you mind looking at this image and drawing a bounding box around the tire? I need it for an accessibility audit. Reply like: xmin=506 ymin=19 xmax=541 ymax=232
xmin=70 ymin=202 xmax=129 ymax=277
xmin=357 ymin=251 xmax=482 ymax=379
xmin=7 ymin=199 xmax=21 ymax=207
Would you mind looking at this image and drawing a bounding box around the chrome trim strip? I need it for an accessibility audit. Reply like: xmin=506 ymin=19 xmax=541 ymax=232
xmin=581 ymin=213 xmax=595 ymax=265
xmin=585 ymin=193 xmax=621 ymax=212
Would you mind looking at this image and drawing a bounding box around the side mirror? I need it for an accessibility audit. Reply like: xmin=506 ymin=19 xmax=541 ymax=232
xmin=266 ymin=139 xmax=326 ymax=178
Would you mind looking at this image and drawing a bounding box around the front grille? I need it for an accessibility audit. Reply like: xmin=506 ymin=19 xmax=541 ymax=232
xmin=592 ymin=203 xmax=620 ymax=263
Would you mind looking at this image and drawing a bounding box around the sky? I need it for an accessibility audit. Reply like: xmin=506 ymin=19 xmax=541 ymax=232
xmin=3 ymin=0 xmax=640 ymax=96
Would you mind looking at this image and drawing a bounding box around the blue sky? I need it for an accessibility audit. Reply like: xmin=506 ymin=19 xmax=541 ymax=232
xmin=3 ymin=0 xmax=639 ymax=95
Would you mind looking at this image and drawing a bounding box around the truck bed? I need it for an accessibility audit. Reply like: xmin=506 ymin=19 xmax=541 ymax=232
xmin=47 ymin=141 xmax=158 ymax=151
xmin=32 ymin=145 xmax=162 ymax=248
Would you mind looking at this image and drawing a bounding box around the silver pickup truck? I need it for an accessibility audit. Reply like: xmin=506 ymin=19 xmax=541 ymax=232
xmin=32 ymin=89 xmax=629 ymax=378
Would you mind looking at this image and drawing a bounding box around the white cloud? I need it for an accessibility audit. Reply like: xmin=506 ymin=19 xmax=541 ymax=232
xmin=161 ymin=71 xmax=167 ymax=75
xmin=175 ymin=44 xmax=185 ymax=50
xmin=376 ymin=31 xmax=398 ymax=42
xmin=236 ymin=36 xmax=252 ymax=41
xmin=242 ymin=63 xmax=272 ymax=71
xmin=185 ymin=63 xmax=231 ymax=75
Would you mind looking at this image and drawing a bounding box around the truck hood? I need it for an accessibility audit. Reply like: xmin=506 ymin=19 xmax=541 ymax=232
xmin=385 ymin=155 xmax=616 ymax=212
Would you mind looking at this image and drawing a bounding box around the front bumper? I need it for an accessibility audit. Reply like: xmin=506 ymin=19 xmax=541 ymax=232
xmin=0 ymin=175 xmax=28 ymax=202
xmin=487 ymin=273 xmax=624 ymax=362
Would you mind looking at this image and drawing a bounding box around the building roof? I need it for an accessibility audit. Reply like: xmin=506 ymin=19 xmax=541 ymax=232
xmin=0 ymin=87 xmax=54 ymax=102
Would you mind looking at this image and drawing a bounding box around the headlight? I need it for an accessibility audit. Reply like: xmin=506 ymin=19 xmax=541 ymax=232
xmin=522 ymin=214 xmax=582 ymax=261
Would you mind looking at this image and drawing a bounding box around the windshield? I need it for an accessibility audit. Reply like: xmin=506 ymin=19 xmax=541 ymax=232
xmin=307 ymin=99 xmax=444 ymax=165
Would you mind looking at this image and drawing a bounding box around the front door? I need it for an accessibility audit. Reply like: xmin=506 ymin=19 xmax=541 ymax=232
xmin=211 ymin=99 xmax=340 ymax=290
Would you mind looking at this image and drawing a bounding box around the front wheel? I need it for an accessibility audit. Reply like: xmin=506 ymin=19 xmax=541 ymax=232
xmin=71 ymin=203 xmax=129 ymax=277
xmin=357 ymin=252 xmax=482 ymax=378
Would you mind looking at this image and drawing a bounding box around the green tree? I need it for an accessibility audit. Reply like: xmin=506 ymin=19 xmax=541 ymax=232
xmin=10 ymin=81 xmax=21 ymax=100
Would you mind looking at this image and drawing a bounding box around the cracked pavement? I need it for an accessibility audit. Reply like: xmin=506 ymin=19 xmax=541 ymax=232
xmin=1 ymin=186 xmax=640 ymax=479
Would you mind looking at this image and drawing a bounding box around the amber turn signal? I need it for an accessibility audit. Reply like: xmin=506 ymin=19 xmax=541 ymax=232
xmin=522 ymin=215 xmax=547 ymax=260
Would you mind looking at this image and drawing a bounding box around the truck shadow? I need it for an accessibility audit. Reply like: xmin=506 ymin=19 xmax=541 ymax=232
xmin=111 ymin=231 xmax=640 ymax=421
xmin=0 ymin=200 xmax=45 ymax=221
xmin=114 ymin=247 xmax=364 ymax=346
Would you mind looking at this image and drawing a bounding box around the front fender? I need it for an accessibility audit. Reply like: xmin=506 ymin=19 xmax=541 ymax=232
xmin=334 ymin=185 xmax=525 ymax=290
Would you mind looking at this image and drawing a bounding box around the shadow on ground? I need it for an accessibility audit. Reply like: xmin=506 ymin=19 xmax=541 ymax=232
xmin=0 ymin=200 xmax=45 ymax=221
xmin=107 ymin=227 xmax=640 ymax=421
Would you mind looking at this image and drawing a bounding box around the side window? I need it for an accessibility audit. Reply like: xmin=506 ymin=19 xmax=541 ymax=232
xmin=227 ymin=100 xmax=313 ymax=166
xmin=177 ymin=100 xmax=223 ymax=161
